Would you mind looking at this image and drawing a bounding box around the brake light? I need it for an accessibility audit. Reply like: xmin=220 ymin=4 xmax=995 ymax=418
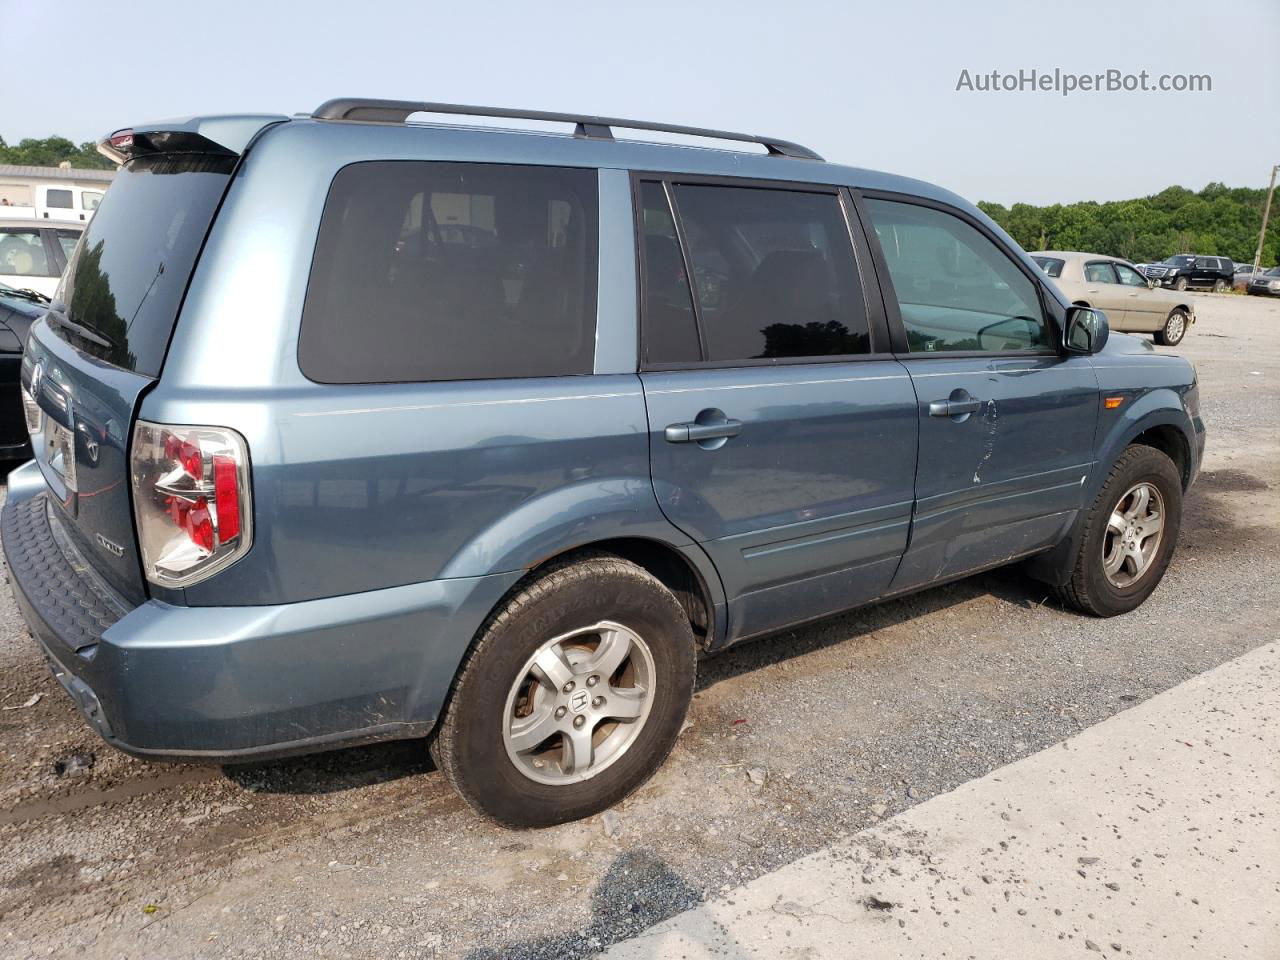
xmin=131 ymin=421 xmax=252 ymax=587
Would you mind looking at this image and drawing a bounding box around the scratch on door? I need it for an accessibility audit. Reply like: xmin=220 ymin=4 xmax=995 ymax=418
xmin=972 ymin=400 xmax=998 ymax=483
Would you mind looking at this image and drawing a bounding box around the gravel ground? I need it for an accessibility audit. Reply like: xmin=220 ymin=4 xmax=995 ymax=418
xmin=1 ymin=293 xmax=1277 ymax=960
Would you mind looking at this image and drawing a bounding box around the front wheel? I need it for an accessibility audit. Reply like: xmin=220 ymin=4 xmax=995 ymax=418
xmin=431 ymin=554 xmax=696 ymax=827
xmin=1155 ymin=308 xmax=1189 ymax=346
xmin=1174 ymin=276 xmax=1188 ymax=291
xmin=1056 ymin=445 xmax=1182 ymax=617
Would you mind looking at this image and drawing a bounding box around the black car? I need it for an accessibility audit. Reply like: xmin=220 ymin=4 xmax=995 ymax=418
xmin=1141 ymin=255 xmax=1234 ymax=292
xmin=0 ymin=281 xmax=44 ymax=458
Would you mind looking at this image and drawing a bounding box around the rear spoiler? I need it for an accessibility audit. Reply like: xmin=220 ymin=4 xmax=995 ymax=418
xmin=97 ymin=114 xmax=288 ymax=164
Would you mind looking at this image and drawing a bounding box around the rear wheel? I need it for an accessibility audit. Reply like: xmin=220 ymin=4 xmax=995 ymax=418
xmin=1155 ymin=308 xmax=1188 ymax=346
xmin=431 ymin=554 xmax=696 ymax=827
xmin=1055 ymin=445 xmax=1182 ymax=617
xmin=1212 ymin=278 xmax=1226 ymax=293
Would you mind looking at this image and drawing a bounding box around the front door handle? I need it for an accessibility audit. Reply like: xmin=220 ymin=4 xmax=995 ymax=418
xmin=665 ymin=419 xmax=743 ymax=443
xmin=928 ymin=398 xmax=982 ymax=418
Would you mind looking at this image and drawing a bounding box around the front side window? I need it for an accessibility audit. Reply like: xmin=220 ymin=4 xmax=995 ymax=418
xmin=82 ymin=191 xmax=104 ymax=211
xmin=863 ymin=198 xmax=1049 ymax=353
xmin=300 ymin=162 xmax=598 ymax=383
xmin=667 ymin=184 xmax=869 ymax=362
xmin=0 ymin=228 xmax=53 ymax=277
xmin=1084 ymin=262 xmax=1117 ymax=283
xmin=44 ymin=188 xmax=73 ymax=209
xmin=1115 ymin=263 xmax=1147 ymax=286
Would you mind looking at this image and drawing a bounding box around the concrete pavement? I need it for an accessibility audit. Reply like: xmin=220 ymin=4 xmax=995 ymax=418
xmin=602 ymin=642 xmax=1279 ymax=960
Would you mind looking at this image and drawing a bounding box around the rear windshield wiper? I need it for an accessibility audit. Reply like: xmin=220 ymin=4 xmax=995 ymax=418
xmin=44 ymin=303 xmax=116 ymax=351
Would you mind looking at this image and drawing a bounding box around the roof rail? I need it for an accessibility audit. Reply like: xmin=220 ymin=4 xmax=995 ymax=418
xmin=310 ymin=98 xmax=823 ymax=161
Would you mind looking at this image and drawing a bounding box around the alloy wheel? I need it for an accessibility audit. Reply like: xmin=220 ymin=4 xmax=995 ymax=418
xmin=1102 ymin=482 xmax=1165 ymax=588
xmin=502 ymin=620 xmax=656 ymax=786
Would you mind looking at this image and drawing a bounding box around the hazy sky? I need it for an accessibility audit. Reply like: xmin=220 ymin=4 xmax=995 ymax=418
xmin=2 ymin=0 xmax=1276 ymax=206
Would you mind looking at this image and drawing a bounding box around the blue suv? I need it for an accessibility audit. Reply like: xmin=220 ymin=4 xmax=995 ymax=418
xmin=2 ymin=100 xmax=1204 ymax=826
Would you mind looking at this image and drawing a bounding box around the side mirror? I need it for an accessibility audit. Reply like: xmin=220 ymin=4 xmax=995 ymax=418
xmin=1065 ymin=305 xmax=1109 ymax=354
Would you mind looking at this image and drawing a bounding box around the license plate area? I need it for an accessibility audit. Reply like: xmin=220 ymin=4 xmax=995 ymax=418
xmin=43 ymin=418 xmax=78 ymax=493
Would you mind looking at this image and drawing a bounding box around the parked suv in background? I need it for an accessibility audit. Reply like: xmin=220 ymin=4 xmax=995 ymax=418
xmin=1141 ymin=254 xmax=1233 ymax=291
xmin=2 ymin=101 xmax=1205 ymax=827
xmin=1247 ymin=266 xmax=1280 ymax=296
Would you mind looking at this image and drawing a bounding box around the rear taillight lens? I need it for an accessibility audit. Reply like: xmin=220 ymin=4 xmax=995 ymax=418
xmin=131 ymin=421 xmax=252 ymax=587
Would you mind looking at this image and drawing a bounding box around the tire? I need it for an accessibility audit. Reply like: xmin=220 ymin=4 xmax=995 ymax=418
xmin=1055 ymin=445 xmax=1182 ymax=617
xmin=1174 ymin=276 xmax=1188 ymax=291
xmin=431 ymin=554 xmax=696 ymax=827
xmin=1212 ymin=279 xmax=1226 ymax=293
xmin=1155 ymin=308 xmax=1189 ymax=346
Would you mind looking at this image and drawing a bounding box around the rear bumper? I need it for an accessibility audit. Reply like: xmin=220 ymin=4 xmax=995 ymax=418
xmin=2 ymin=464 xmax=520 ymax=762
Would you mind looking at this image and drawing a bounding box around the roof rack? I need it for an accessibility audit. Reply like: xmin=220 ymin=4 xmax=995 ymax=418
xmin=310 ymin=98 xmax=823 ymax=161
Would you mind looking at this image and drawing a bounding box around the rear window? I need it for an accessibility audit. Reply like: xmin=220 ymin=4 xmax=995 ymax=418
xmin=1031 ymin=256 xmax=1064 ymax=278
xmin=55 ymin=153 xmax=235 ymax=376
xmin=299 ymin=161 xmax=598 ymax=384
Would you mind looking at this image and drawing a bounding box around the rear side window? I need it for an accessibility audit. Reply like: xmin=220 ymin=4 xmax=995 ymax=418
xmin=300 ymin=161 xmax=598 ymax=384
xmin=54 ymin=228 xmax=80 ymax=262
xmin=1031 ymin=256 xmax=1064 ymax=278
xmin=638 ymin=182 xmax=700 ymax=365
xmin=1084 ymin=262 xmax=1117 ymax=283
xmin=654 ymin=183 xmax=870 ymax=363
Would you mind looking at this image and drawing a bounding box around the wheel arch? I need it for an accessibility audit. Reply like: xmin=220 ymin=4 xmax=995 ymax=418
xmin=1026 ymin=403 xmax=1194 ymax=587
xmin=433 ymin=477 xmax=728 ymax=647
xmin=525 ymin=537 xmax=725 ymax=649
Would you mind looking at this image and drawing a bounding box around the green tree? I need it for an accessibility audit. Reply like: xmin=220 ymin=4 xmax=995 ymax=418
xmin=0 ymin=135 xmax=114 ymax=169
xmin=980 ymin=183 xmax=1280 ymax=267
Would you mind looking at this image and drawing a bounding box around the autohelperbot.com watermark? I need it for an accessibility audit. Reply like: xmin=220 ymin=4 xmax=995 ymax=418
xmin=955 ymin=68 xmax=1212 ymax=96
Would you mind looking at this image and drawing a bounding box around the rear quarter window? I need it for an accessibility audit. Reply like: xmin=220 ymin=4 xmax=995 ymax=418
xmin=1032 ymin=256 xmax=1064 ymax=278
xmin=299 ymin=161 xmax=598 ymax=384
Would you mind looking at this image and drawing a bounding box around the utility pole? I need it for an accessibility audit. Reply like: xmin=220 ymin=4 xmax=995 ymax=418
xmin=1253 ymin=163 xmax=1279 ymax=275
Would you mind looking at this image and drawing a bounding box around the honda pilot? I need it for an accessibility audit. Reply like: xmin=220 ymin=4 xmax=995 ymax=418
xmin=2 ymin=100 xmax=1205 ymax=827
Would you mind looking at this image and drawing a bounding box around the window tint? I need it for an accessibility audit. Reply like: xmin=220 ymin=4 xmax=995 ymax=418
xmin=0 ymin=229 xmax=53 ymax=277
xmin=668 ymin=184 xmax=869 ymax=362
xmin=45 ymin=188 xmax=73 ymax=209
xmin=639 ymin=181 xmax=700 ymax=364
xmin=55 ymin=153 xmax=234 ymax=376
xmin=864 ymin=198 xmax=1048 ymax=353
xmin=1084 ymin=262 xmax=1117 ymax=283
xmin=54 ymin=229 xmax=80 ymax=262
xmin=1114 ymin=263 xmax=1146 ymax=286
xmin=300 ymin=162 xmax=597 ymax=384
xmin=1031 ymin=256 xmax=1064 ymax=278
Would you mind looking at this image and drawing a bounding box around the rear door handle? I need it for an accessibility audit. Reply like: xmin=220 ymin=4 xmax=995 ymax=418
xmin=928 ymin=398 xmax=982 ymax=418
xmin=665 ymin=419 xmax=743 ymax=443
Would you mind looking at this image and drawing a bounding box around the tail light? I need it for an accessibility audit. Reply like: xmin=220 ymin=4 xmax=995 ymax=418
xmin=20 ymin=383 xmax=42 ymax=435
xmin=131 ymin=421 xmax=252 ymax=587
